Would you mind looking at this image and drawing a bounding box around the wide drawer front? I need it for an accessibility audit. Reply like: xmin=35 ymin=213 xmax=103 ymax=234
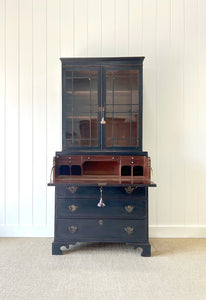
xmin=56 ymin=185 xmax=146 ymax=199
xmin=55 ymin=219 xmax=147 ymax=242
xmin=56 ymin=185 xmax=99 ymax=198
xmin=56 ymin=198 xmax=146 ymax=219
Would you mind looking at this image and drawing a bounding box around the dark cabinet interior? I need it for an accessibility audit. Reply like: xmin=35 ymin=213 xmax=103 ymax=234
xmin=49 ymin=57 xmax=156 ymax=256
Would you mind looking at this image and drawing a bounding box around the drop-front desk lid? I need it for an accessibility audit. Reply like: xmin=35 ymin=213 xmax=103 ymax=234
xmin=48 ymin=176 xmax=156 ymax=187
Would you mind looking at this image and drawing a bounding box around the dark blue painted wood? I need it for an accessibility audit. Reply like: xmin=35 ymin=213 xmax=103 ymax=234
xmin=54 ymin=218 xmax=147 ymax=243
xmin=56 ymin=197 xmax=146 ymax=219
xmin=51 ymin=57 xmax=154 ymax=256
xmin=61 ymin=58 xmax=144 ymax=152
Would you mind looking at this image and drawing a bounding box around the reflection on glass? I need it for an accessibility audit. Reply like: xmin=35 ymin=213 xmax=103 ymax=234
xmin=105 ymin=69 xmax=139 ymax=147
xmin=66 ymin=118 xmax=98 ymax=146
xmin=66 ymin=139 xmax=97 ymax=147
xmin=106 ymin=105 xmax=139 ymax=113
xmin=65 ymin=70 xmax=98 ymax=147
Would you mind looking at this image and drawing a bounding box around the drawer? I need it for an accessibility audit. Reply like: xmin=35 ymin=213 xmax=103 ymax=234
xmin=103 ymin=187 xmax=146 ymax=198
xmin=120 ymin=158 xmax=136 ymax=165
xmin=56 ymin=198 xmax=146 ymax=219
xmin=56 ymin=185 xmax=99 ymax=198
xmin=121 ymin=156 xmax=144 ymax=164
xmin=56 ymin=185 xmax=146 ymax=199
xmin=55 ymin=219 xmax=147 ymax=243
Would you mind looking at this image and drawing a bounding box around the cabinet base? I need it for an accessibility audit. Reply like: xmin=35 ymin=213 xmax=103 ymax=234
xmin=52 ymin=242 xmax=70 ymax=255
xmin=52 ymin=241 xmax=151 ymax=256
xmin=126 ymin=242 xmax=151 ymax=256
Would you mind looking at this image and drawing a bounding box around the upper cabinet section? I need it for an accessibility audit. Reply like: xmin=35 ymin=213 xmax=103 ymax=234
xmin=61 ymin=57 xmax=144 ymax=152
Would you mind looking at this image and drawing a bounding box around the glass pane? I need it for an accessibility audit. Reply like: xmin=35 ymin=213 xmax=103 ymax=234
xmin=113 ymin=139 xmax=131 ymax=147
xmin=106 ymin=113 xmax=131 ymax=147
xmin=66 ymin=108 xmax=98 ymax=116
xmin=106 ymin=70 xmax=139 ymax=105
xmin=106 ymin=105 xmax=138 ymax=113
xmin=105 ymin=69 xmax=139 ymax=147
xmin=66 ymin=119 xmax=72 ymax=139
xmin=65 ymin=70 xmax=98 ymax=147
xmin=66 ymin=139 xmax=97 ymax=147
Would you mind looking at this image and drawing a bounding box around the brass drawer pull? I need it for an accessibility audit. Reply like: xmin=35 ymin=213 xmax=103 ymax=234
xmin=68 ymin=204 xmax=78 ymax=212
xmin=124 ymin=205 xmax=134 ymax=213
xmin=124 ymin=226 xmax=134 ymax=235
xmin=66 ymin=186 xmax=78 ymax=194
xmin=124 ymin=186 xmax=136 ymax=194
xmin=68 ymin=225 xmax=78 ymax=234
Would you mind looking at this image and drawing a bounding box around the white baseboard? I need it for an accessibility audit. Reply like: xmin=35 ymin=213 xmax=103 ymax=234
xmin=149 ymin=225 xmax=206 ymax=238
xmin=0 ymin=225 xmax=54 ymax=237
xmin=0 ymin=224 xmax=206 ymax=238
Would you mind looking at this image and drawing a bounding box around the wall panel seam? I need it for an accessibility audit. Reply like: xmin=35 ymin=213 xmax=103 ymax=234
xmin=45 ymin=0 xmax=48 ymax=225
xmin=155 ymin=0 xmax=158 ymax=226
xmin=100 ymin=0 xmax=102 ymax=56
xmin=31 ymin=0 xmax=34 ymax=225
xmin=18 ymin=0 xmax=20 ymax=225
xmin=73 ymin=0 xmax=75 ymax=56
xmin=4 ymin=0 xmax=6 ymax=225
xmin=128 ymin=0 xmax=129 ymax=55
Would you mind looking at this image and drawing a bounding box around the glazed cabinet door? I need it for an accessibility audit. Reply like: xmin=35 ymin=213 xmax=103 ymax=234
xmin=102 ymin=66 xmax=142 ymax=150
xmin=62 ymin=62 xmax=143 ymax=151
xmin=62 ymin=67 xmax=101 ymax=150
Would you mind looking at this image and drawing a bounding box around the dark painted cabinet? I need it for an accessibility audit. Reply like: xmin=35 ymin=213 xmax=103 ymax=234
xmin=49 ymin=57 xmax=156 ymax=256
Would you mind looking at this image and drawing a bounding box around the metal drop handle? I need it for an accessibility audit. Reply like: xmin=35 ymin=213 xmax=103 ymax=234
xmin=124 ymin=226 xmax=134 ymax=235
xmin=97 ymin=186 xmax=106 ymax=207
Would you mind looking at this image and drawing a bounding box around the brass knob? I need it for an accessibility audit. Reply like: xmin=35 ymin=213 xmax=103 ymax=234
xmin=98 ymin=220 xmax=103 ymax=226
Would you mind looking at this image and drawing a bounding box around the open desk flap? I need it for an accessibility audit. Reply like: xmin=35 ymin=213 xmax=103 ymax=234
xmin=48 ymin=155 xmax=156 ymax=187
xmin=48 ymin=177 xmax=156 ymax=187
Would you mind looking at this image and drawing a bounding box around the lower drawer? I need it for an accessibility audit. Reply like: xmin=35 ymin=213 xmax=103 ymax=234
xmin=55 ymin=219 xmax=147 ymax=243
xmin=56 ymin=198 xmax=146 ymax=219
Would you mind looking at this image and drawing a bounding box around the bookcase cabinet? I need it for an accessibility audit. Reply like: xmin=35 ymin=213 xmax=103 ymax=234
xmin=49 ymin=57 xmax=156 ymax=256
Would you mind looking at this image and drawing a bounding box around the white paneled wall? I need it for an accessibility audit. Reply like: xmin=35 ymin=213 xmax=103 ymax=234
xmin=0 ymin=0 xmax=206 ymax=237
